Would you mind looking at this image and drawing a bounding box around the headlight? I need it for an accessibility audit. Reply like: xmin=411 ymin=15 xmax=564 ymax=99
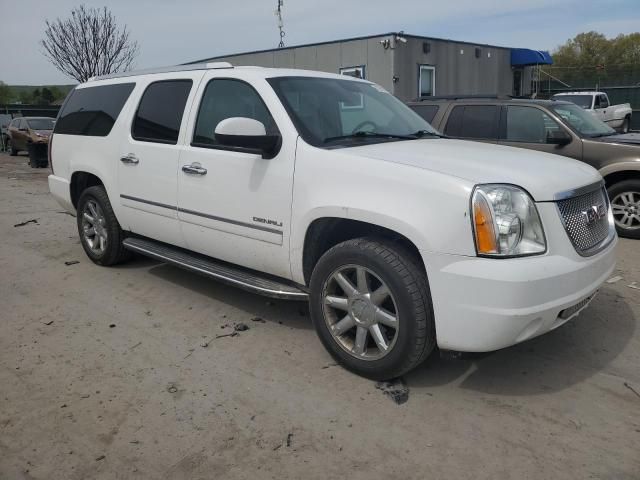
xmin=472 ymin=184 xmax=546 ymax=257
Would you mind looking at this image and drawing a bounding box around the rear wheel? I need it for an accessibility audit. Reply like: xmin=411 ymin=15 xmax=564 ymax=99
xmin=77 ymin=186 xmax=132 ymax=265
xmin=309 ymin=237 xmax=435 ymax=380
xmin=609 ymin=179 xmax=640 ymax=239
xmin=621 ymin=116 xmax=630 ymax=134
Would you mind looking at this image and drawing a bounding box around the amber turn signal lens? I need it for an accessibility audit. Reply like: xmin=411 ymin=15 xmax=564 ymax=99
xmin=473 ymin=193 xmax=498 ymax=254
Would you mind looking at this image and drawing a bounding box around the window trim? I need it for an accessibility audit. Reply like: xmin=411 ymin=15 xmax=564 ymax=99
xmin=339 ymin=65 xmax=366 ymax=80
xmin=131 ymin=79 xmax=193 ymax=145
xmin=189 ymin=77 xmax=281 ymax=157
xmin=418 ymin=65 xmax=436 ymax=98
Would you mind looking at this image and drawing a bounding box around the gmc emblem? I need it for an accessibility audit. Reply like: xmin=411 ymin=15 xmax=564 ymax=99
xmin=582 ymin=204 xmax=607 ymax=226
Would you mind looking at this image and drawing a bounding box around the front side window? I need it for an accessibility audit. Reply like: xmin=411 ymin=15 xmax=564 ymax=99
xmin=444 ymin=105 xmax=498 ymax=140
xmin=340 ymin=66 xmax=366 ymax=79
xmin=192 ymin=79 xmax=278 ymax=147
xmin=419 ymin=66 xmax=435 ymax=97
xmin=597 ymin=94 xmax=609 ymax=108
xmin=132 ymin=80 xmax=193 ymax=144
xmin=267 ymin=76 xmax=437 ymax=148
xmin=54 ymin=83 xmax=135 ymax=136
xmin=552 ymin=103 xmax=615 ymax=138
xmin=505 ymin=106 xmax=561 ymax=143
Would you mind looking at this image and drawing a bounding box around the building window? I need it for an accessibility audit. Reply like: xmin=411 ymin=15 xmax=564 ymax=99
xmin=339 ymin=65 xmax=366 ymax=79
xmin=419 ymin=65 xmax=436 ymax=98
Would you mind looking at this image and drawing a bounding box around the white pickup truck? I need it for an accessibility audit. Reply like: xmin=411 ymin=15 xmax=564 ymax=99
xmin=48 ymin=63 xmax=616 ymax=379
xmin=552 ymin=91 xmax=632 ymax=133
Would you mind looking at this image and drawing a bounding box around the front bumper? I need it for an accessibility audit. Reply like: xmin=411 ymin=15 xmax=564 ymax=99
xmin=422 ymin=203 xmax=617 ymax=352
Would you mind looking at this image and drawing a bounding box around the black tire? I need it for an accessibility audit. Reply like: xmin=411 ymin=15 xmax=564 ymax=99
xmin=9 ymin=139 xmax=18 ymax=156
xmin=29 ymin=149 xmax=38 ymax=168
xmin=608 ymin=179 xmax=640 ymax=239
xmin=309 ymin=237 xmax=435 ymax=380
xmin=76 ymin=185 xmax=132 ymax=265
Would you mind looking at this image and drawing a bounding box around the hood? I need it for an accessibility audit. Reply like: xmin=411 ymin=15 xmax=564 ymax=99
xmin=593 ymin=132 xmax=640 ymax=146
xmin=345 ymin=138 xmax=601 ymax=201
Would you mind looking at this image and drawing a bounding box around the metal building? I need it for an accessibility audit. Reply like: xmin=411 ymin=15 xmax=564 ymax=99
xmin=187 ymin=32 xmax=552 ymax=101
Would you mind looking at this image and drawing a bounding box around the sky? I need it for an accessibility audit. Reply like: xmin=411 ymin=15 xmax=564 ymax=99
xmin=0 ymin=0 xmax=638 ymax=85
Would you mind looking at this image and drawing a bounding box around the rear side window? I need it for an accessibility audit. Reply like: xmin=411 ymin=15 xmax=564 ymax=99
xmin=444 ymin=105 xmax=498 ymax=140
xmin=411 ymin=105 xmax=440 ymax=124
xmin=54 ymin=83 xmax=135 ymax=136
xmin=132 ymin=80 xmax=193 ymax=144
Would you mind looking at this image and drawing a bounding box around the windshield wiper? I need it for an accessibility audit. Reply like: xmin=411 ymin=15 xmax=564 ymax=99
xmin=323 ymin=131 xmax=417 ymax=144
xmin=410 ymin=130 xmax=443 ymax=138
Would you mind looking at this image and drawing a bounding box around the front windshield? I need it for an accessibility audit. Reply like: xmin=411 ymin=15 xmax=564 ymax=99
xmin=551 ymin=103 xmax=615 ymax=137
xmin=552 ymin=95 xmax=592 ymax=109
xmin=267 ymin=76 xmax=438 ymax=147
xmin=27 ymin=118 xmax=55 ymax=130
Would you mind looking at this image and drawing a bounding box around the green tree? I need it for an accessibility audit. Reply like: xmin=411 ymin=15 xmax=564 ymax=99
xmin=41 ymin=87 xmax=55 ymax=105
xmin=553 ymin=31 xmax=640 ymax=67
xmin=0 ymin=81 xmax=11 ymax=104
xmin=19 ymin=91 xmax=32 ymax=104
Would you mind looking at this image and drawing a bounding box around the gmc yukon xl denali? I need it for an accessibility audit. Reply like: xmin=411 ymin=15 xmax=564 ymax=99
xmin=49 ymin=63 xmax=617 ymax=379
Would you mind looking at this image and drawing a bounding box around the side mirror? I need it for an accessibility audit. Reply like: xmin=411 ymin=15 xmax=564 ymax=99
xmin=547 ymin=130 xmax=572 ymax=146
xmin=214 ymin=117 xmax=280 ymax=159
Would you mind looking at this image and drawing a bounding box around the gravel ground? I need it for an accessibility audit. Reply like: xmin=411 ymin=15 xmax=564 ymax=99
xmin=1 ymin=152 xmax=639 ymax=480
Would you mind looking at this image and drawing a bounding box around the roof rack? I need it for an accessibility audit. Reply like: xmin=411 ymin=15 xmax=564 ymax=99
xmin=89 ymin=62 xmax=233 ymax=82
xmin=412 ymin=94 xmax=516 ymax=102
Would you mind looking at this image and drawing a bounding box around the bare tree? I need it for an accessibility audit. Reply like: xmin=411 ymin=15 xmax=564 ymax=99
xmin=41 ymin=5 xmax=139 ymax=82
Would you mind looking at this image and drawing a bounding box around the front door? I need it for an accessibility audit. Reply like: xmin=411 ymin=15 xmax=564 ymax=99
xmin=177 ymin=75 xmax=295 ymax=279
xmin=498 ymin=105 xmax=582 ymax=159
xmin=118 ymin=74 xmax=201 ymax=247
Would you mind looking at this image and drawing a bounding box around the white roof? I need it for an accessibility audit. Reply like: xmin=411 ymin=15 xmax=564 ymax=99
xmin=554 ymin=91 xmax=603 ymax=96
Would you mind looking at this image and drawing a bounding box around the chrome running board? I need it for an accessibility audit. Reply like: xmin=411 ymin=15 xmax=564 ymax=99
xmin=123 ymin=237 xmax=308 ymax=301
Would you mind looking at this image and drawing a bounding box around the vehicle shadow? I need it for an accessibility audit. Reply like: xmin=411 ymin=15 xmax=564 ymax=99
xmin=144 ymin=261 xmax=313 ymax=330
xmin=406 ymin=287 xmax=636 ymax=395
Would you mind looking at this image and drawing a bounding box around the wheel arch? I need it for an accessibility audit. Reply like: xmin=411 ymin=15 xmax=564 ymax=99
xmin=70 ymin=171 xmax=105 ymax=208
xmin=602 ymin=168 xmax=640 ymax=189
xmin=298 ymin=214 xmax=427 ymax=286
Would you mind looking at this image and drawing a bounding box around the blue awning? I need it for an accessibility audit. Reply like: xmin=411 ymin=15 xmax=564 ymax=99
xmin=511 ymin=48 xmax=553 ymax=66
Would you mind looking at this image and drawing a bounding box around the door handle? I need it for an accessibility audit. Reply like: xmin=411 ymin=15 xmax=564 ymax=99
xmin=120 ymin=153 xmax=139 ymax=165
xmin=182 ymin=164 xmax=207 ymax=175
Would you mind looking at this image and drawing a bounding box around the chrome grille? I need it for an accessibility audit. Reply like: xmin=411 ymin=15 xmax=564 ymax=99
xmin=557 ymin=186 xmax=611 ymax=255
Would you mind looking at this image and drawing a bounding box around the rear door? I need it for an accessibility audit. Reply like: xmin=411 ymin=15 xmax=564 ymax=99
xmin=441 ymin=104 xmax=500 ymax=143
xmin=497 ymin=104 xmax=582 ymax=159
xmin=118 ymin=73 xmax=203 ymax=247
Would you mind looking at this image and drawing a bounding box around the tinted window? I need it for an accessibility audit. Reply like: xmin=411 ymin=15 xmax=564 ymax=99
xmin=505 ymin=106 xmax=561 ymax=143
xmin=552 ymin=94 xmax=592 ymax=109
xmin=54 ymin=83 xmax=135 ymax=136
xmin=444 ymin=105 xmax=498 ymax=139
xmin=193 ymin=79 xmax=277 ymax=147
xmin=411 ymin=105 xmax=439 ymax=123
xmin=132 ymin=80 xmax=192 ymax=144
xmin=27 ymin=118 xmax=55 ymax=130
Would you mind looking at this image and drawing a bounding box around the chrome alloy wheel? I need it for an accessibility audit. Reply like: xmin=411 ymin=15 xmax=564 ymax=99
xmin=611 ymin=191 xmax=640 ymax=230
xmin=81 ymin=200 xmax=108 ymax=254
xmin=322 ymin=264 xmax=399 ymax=361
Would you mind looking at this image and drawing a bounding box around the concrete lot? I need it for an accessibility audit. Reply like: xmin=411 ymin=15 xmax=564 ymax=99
xmin=1 ymin=151 xmax=639 ymax=480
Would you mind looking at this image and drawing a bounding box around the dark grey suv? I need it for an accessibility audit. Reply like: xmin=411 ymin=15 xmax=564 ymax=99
xmin=408 ymin=97 xmax=640 ymax=238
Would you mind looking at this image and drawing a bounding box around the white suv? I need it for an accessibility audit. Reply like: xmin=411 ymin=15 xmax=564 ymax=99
xmin=48 ymin=63 xmax=617 ymax=379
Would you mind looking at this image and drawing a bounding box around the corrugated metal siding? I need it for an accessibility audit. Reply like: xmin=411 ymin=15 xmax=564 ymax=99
xmin=211 ymin=36 xmax=394 ymax=92
xmin=393 ymin=37 xmax=514 ymax=100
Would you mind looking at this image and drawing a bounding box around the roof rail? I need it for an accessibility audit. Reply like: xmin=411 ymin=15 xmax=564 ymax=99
xmin=412 ymin=94 xmax=515 ymax=102
xmin=89 ymin=62 xmax=233 ymax=82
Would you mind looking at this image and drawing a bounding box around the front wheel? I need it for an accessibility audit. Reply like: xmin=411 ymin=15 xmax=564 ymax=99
xmin=9 ymin=139 xmax=18 ymax=156
xmin=77 ymin=186 xmax=132 ymax=265
xmin=309 ymin=237 xmax=435 ymax=380
xmin=609 ymin=179 xmax=640 ymax=239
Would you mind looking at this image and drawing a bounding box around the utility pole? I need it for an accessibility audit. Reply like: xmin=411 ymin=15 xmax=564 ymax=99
xmin=275 ymin=1 xmax=285 ymax=48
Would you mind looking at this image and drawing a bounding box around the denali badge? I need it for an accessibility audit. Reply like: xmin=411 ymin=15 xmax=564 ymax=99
xmin=253 ymin=216 xmax=283 ymax=228
xmin=581 ymin=204 xmax=606 ymax=226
